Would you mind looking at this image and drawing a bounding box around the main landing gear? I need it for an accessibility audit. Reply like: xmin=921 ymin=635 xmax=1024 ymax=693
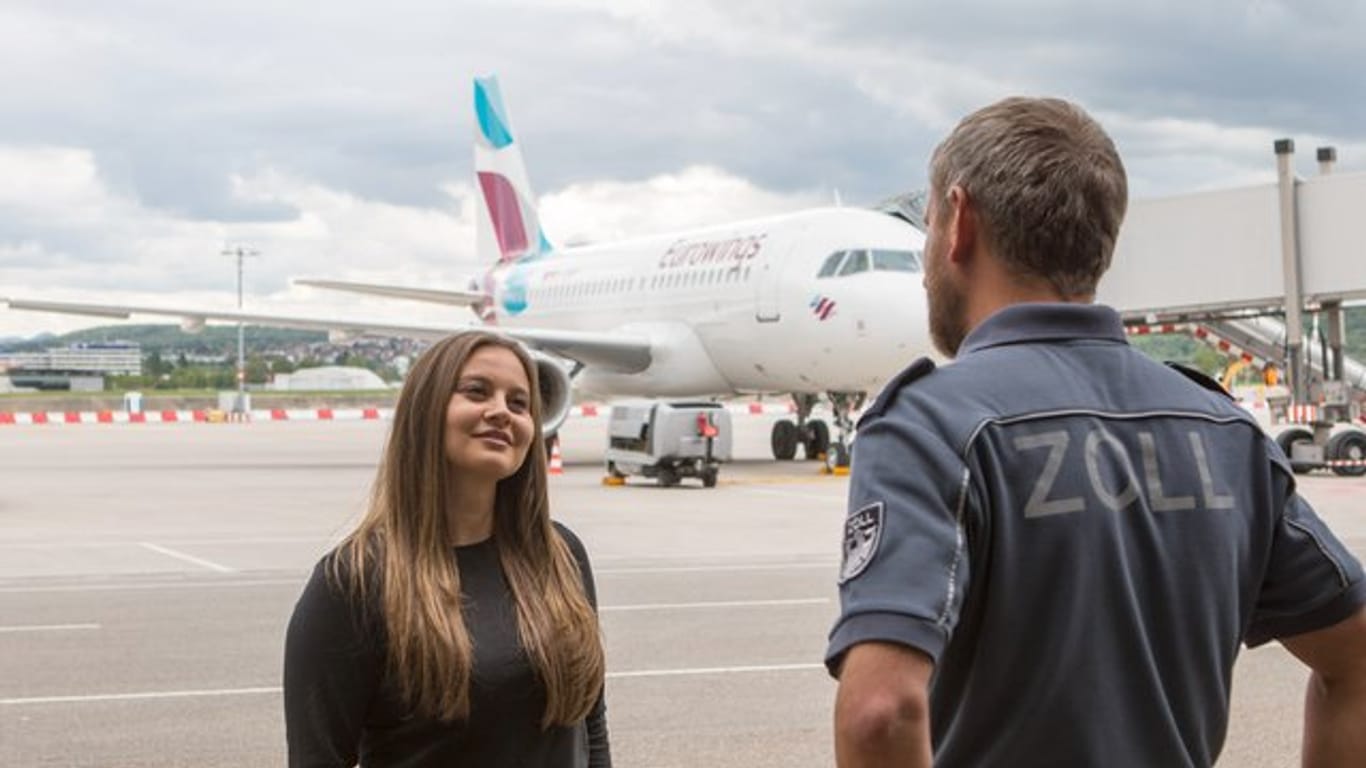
xmin=769 ymin=392 xmax=865 ymax=468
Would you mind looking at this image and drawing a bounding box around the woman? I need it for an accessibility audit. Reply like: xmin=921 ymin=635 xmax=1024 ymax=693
xmin=284 ymin=331 xmax=610 ymax=767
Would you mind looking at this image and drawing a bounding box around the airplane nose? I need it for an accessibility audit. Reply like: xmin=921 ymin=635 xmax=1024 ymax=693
xmin=880 ymin=275 xmax=928 ymax=346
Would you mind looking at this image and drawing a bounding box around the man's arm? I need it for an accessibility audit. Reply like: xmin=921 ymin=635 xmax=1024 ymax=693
xmin=834 ymin=641 xmax=935 ymax=768
xmin=1279 ymin=608 xmax=1366 ymax=767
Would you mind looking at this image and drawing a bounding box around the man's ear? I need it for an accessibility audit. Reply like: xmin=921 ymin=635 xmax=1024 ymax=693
xmin=945 ymin=185 xmax=976 ymax=266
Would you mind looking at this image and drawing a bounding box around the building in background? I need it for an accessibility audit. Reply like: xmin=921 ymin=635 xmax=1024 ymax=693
xmin=270 ymin=365 xmax=389 ymax=391
xmin=0 ymin=342 xmax=141 ymax=391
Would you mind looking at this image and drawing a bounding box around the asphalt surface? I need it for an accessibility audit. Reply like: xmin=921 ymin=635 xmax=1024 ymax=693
xmin=1 ymin=415 xmax=1363 ymax=767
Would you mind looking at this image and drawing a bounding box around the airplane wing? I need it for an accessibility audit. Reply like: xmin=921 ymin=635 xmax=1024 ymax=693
xmin=294 ymin=279 xmax=486 ymax=307
xmin=2 ymin=297 xmax=652 ymax=373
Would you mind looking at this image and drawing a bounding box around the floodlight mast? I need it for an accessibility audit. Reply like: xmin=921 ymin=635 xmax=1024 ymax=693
xmin=222 ymin=244 xmax=259 ymax=416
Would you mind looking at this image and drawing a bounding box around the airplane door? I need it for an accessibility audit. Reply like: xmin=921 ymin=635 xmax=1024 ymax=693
xmin=755 ymin=239 xmax=790 ymax=323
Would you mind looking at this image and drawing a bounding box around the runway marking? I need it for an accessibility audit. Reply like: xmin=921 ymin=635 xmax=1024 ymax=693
xmin=0 ymin=687 xmax=280 ymax=706
xmin=0 ymin=665 xmax=825 ymax=705
xmin=601 ymin=598 xmax=828 ymax=612
xmin=607 ymin=662 xmax=825 ymax=679
xmin=0 ymin=536 xmax=329 ymax=550
xmin=720 ymin=474 xmax=847 ymax=487
xmin=0 ymin=562 xmax=840 ymax=594
xmin=136 ymin=543 xmax=236 ymax=574
xmin=730 ymin=486 xmax=848 ymax=502
xmin=0 ymin=578 xmax=301 ymax=595
xmin=599 ymin=562 xmax=836 ymax=575
xmin=0 ymin=623 xmax=100 ymax=634
xmin=0 ymin=565 xmax=838 ymax=594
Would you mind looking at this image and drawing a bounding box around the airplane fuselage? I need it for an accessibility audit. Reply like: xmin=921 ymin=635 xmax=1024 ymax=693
xmin=487 ymin=207 xmax=929 ymax=399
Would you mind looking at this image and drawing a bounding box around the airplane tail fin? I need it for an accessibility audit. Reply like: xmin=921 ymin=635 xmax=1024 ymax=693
xmin=474 ymin=75 xmax=552 ymax=265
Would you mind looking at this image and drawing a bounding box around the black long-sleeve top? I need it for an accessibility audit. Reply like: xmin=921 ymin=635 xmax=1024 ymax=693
xmin=284 ymin=523 xmax=611 ymax=768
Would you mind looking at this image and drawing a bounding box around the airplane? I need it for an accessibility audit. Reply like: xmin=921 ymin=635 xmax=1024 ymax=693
xmin=3 ymin=75 xmax=930 ymax=467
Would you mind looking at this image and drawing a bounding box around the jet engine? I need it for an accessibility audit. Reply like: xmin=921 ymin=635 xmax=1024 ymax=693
xmin=529 ymin=349 xmax=574 ymax=438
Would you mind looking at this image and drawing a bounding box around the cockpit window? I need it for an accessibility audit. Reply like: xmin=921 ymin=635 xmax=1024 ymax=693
xmin=871 ymin=249 xmax=922 ymax=272
xmin=817 ymin=251 xmax=846 ymax=277
xmin=838 ymin=249 xmax=870 ymax=276
xmin=819 ymin=248 xmax=923 ymax=278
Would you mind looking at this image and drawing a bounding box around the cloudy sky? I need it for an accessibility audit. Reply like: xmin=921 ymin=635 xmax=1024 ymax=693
xmin=2 ymin=0 xmax=1363 ymax=337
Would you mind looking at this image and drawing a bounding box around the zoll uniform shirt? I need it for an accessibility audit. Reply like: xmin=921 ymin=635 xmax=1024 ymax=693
xmin=826 ymin=303 xmax=1366 ymax=768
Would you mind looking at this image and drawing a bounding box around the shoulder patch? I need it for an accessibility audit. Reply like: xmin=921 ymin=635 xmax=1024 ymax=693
xmin=858 ymin=357 xmax=936 ymax=428
xmin=1165 ymin=362 xmax=1234 ymax=400
xmin=839 ymin=501 xmax=885 ymax=583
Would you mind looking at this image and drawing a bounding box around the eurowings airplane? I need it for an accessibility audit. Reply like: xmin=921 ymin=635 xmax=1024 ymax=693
xmin=4 ymin=76 xmax=930 ymax=465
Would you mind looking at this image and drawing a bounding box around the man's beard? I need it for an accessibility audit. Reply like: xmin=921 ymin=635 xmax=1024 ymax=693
xmin=926 ymin=260 xmax=968 ymax=358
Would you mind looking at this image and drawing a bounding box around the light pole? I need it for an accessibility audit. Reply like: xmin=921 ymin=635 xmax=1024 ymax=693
xmin=222 ymin=244 xmax=259 ymax=416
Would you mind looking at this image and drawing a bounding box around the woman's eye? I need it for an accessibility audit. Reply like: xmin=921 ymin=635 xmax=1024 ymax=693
xmin=509 ymin=398 xmax=530 ymax=413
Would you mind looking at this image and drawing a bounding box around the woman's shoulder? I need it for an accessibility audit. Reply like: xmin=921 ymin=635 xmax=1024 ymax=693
xmin=551 ymin=520 xmax=583 ymax=549
xmin=551 ymin=521 xmax=592 ymax=564
xmin=289 ymin=547 xmax=385 ymax=655
xmin=307 ymin=542 xmax=383 ymax=600
xmin=550 ymin=521 xmax=598 ymax=605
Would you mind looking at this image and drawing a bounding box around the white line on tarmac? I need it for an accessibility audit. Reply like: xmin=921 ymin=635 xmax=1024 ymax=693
xmin=0 ymin=687 xmax=280 ymax=706
xmin=609 ymin=663 xmax=825 ymax=678
xmin=0 ymin=566 xmax=835 ymax=594
xmin=0 ymin=536 xmax=328 ymax=550
xmin=601 ymin=598 xmax=828 ymax=612
xmin=0 ymin=664 xmax=824 ymax=706
xmin=0 ymin=578 xmax=301 ymax=595
xmin=0 ymin=623 xmax=100 ymax=634
xmin=136 ymin=543 xmax=236 ymax=574
xmin=598 ymin=562 xmax=836 ymax=575
xmin=730 ymin=487 xmax=848 ymax=502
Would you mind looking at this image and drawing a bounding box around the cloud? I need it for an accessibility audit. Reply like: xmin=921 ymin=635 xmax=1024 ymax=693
xmin=538 ymin=165 xmax=826 ymax=245
xmin=0 ymin=151 xmax=822 ymax=338
xmin=3 ymin=0 xmax=1365 ymax=338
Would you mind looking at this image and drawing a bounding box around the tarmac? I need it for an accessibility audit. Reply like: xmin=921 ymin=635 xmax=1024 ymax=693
xmin=0 ymin=415 xmax=1362 ymax=767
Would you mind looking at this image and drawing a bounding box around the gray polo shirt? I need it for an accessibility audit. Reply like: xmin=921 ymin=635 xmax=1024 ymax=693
xmin=826 ymin=302 xmax=1365 ymax=767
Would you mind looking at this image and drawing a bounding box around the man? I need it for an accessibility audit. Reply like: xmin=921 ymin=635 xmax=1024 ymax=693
xmin=826 ymin=97 xmax=1366 ymax=767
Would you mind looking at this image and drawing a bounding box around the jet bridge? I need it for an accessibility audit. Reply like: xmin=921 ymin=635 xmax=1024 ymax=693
xmin=1100 ymin=157 xmax=1366 ymax=318
xmin=1129 ymin=318 xmax=1366 ymax=418
xmin=1205 ymin=317 xmax=1366 ymax=393
xmin=1096 ymin=142 xmax=1366 ymax=475
xmin=1097 ymin=142 xmax=1366 ymax=407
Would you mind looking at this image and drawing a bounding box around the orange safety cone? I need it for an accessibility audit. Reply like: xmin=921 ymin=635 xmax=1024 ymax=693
xmin=548 ymin=438 xmax=565 ymax=476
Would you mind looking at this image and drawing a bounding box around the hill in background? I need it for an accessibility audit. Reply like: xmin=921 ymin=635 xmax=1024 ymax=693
xmin=0 ymin=325 xmax=328 ymax=355
xmin=3 ymin=307 xmax=1364 ymax=377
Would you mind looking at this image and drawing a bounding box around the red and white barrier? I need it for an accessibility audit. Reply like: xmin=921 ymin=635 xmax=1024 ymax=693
xmin=0 ymin=408 xmax=393 ymax=425
xmin=0 ymin=401 xmax=806 ymax=426
xmin=1289 ymin=404 xmax=1320 ymax=424
xmin=1124 ymin=323 xmax=1270 ymax=369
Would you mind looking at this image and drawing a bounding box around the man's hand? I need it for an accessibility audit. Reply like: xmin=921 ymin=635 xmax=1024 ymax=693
xmin=1280 ymin=607 xmax=1366 ymax=767
xmin=833 ymin=641 xmax=935 ymax=768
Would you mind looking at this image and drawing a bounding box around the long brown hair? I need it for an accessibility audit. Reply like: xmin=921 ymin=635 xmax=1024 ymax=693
xmin=332 ymin=331 xmax=604 ymax=725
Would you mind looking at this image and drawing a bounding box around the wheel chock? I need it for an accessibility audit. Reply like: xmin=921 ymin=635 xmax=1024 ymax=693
xmin=601 ymin=476 xmax=626 ymax=486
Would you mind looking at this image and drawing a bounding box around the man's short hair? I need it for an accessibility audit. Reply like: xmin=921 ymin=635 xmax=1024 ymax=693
xmin=929 ymin=97 xmax=1128 ymax=299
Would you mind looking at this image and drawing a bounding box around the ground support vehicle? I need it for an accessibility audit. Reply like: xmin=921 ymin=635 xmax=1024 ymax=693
xmin=604 ymin=401 xmax=731 ymax=487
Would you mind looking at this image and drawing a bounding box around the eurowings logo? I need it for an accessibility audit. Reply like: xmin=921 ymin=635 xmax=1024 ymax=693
xmin=810 ymin=295 xmax=836 ymax=321
xmin=474 ymin=75 xmax=552 ymax=265
xmin=501 ymin=266 xmax=530 ymax=316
